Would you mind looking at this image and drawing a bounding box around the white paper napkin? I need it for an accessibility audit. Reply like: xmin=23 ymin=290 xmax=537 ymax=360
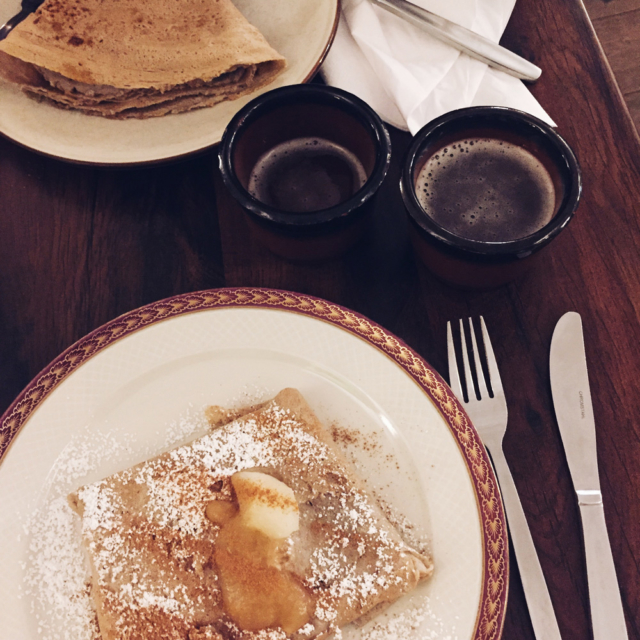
xmin=321 ymin=0 xmax=555 ymax=133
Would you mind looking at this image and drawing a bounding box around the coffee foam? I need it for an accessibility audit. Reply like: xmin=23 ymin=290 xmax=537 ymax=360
xmin=248 ymin=137 xmax=367 ymax=213
xmin=416 ymin=138 xmax=556 ymax=242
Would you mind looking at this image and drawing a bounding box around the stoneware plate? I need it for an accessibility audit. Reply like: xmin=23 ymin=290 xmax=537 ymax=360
xmin=0 ymin=0 xmax=338 ymax=165
xmin=0 ymin=289 xmax=508 ymax=640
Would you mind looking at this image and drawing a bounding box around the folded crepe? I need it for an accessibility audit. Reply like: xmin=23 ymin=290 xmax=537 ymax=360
xmin=0 ymin=0 xmax=286 ymax=118
xmin=68 ymin=389 xmax=433 ymax=639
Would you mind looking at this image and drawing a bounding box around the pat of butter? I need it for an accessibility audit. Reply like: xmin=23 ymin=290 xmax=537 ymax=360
xmin=231 ymin=471 xmax=299 ymax=539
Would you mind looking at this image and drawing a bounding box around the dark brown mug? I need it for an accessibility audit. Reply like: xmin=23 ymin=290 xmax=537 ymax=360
xmin=218 ymin=84 xmax=392 ymax=262
xmin=400 ymin=107 xmax=582 ymax=289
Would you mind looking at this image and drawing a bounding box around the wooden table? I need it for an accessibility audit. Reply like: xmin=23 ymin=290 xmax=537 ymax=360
xmin=1 ymin=0 xmax=638 ymax=638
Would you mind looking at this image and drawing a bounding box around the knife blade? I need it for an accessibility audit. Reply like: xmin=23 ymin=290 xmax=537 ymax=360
xmin=549 ymin=311 xmax=628 ymax=640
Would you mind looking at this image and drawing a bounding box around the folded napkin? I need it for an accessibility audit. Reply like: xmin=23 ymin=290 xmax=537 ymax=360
xmin=321 ymin=0 xmax=554 ymax=133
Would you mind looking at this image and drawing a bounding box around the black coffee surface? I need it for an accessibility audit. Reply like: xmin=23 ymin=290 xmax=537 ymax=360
xmin=248 ymin=137 xmax=367 ymax=213
xmin=416 ymin=138 xmax=556 ymax=242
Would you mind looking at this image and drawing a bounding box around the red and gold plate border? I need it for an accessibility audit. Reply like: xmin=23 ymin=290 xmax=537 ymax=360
xmin=0 ymin=287 xmax=508 ymax=640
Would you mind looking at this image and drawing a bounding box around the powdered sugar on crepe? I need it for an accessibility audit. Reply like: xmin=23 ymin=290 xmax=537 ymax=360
xmin=19 ymin=414 xmax=207 ymax=640
xmin=18 ymin=391 xmax=443 ymax=640
xmin=22 ymin=497 xmax=100 ymax=640
xmin=358 ymin=598 xmax=458 ymax=640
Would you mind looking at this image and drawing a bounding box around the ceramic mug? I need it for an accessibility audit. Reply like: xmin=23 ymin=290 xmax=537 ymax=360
xmin=219 ymin=84 xmax=392 ymax=262
xmin=400 ymin=107 xmax=582 ymax=289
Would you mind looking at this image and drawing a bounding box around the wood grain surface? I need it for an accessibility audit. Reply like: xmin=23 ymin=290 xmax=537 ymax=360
xmin=584 ymin=0 xmax=640 ymax=132
xmin=584 ymin=0 xmax=640 ymax=19
xmin=1 ymin=0 xmax=639 ymax=638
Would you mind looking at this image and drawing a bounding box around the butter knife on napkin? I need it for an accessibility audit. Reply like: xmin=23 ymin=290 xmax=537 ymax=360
xmin=549 ymin=312 xmax=629 ymax=640
xmin=321 ymin=0 xmax=555 ymax=135
xmin=370 ymin=0 xmax=541 ymax=81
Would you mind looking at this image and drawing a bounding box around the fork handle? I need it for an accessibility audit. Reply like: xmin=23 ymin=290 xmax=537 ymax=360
xmin=491 ymin=449 xmax=563 ymax=640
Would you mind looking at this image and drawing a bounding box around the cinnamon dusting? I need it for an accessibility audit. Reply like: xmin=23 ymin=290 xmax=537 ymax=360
xmin=64 ymin=389 xmax=433 ymax=639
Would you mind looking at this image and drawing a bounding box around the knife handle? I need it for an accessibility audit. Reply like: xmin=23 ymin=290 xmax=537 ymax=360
xmin=579 ymin=502 xmax=629 ymax=640
xmin=370 ymin=0 xmax=541 ymax=81
xmin=491 ymin=450 xmax=563 ymax=640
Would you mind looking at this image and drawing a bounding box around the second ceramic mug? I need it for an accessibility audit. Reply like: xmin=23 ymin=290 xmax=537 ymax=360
xmin=401 ymin=107 xmax=582 ymax=289
xmin=219 ymin=84 xmax=392 ymax=262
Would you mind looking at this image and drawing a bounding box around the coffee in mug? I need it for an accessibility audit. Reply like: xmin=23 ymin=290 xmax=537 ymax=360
xmin=415 ymin=137 xmax=556 ymax=242
xmin=248 ymin=137 xmax=367 ymax=213
xmin=401 ymin=107 xmax=581 ymax=289
xmin=219 ymin=84 xmax=391 ymax=262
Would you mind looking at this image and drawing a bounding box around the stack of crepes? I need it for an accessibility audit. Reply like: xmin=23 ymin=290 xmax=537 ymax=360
xmin=0 ymin=0 xmax=286 ymax=118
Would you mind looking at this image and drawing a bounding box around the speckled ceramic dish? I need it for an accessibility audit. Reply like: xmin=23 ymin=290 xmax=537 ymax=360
xmin=0 ymin=288 xmax=508 ymax=640
xmin=0 ymin=0 xmax=339 ymax=165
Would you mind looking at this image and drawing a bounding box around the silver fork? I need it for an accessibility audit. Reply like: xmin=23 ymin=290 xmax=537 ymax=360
xmin=447 ymin=317 xmax=562 ymax=640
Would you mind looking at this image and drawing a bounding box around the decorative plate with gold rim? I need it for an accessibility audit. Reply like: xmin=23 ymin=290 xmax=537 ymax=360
xmin=0 ymin=288 xmax=508 ymax=640
xmin=0 ymin=0 xmax=338 ymax=165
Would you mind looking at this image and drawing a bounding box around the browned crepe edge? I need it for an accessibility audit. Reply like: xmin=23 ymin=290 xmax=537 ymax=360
xmin=0 ymin=0 xmax=286 ymax=89
xmin=1 ymin=53 xmax=284 ymax=118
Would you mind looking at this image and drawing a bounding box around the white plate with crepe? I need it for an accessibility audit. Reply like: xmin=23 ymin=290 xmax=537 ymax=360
xmin=0 ymin=288 xmax=508 ymax=640
xmin=0 ymin=0 xmax=338 ymax=165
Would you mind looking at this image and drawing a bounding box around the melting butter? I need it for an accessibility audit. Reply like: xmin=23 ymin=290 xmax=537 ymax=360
xmin=205 ymin=473 xmax=312 ymax=634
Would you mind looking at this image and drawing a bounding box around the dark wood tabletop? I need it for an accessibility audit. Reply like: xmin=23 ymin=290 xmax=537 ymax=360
xmin=1 ymin=0 xmax=639 ymax=638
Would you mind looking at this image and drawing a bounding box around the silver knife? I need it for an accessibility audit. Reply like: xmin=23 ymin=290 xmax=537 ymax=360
xmin=370 ymin=0 xmax=541 ymax=82
xmin=549 ymin=312 xmax=628 ymax=640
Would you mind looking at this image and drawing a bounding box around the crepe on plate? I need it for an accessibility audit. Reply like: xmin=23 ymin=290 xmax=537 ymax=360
xmin=68 ymin=388 xmax=433 ymax=640
xmin=0 ymin=0 xmax=286 ymax=118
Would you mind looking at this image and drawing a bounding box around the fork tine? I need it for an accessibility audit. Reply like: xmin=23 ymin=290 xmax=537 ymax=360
xmin=459 ymin=319 xmax=477 ymax=401
xmin=446 ymin=321 xmax=464 ymax=400
xmin=468 ymin=318 xmax=489 ymax=400
xmin=480 ymin=316 xmax=504 ymax=396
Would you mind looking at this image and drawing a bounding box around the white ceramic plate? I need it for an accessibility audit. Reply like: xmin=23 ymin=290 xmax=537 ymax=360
xmin=0 ymin=289 xmax=508 ymax=640
xmin=0 ymin=0 xmax=338 ymax=165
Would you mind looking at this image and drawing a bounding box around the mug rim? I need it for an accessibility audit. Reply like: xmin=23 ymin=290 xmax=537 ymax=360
xmin=400 ymin=106 xmax=582 ymax=259
xmin=218 ymin=84 xmax=392 ymax=228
